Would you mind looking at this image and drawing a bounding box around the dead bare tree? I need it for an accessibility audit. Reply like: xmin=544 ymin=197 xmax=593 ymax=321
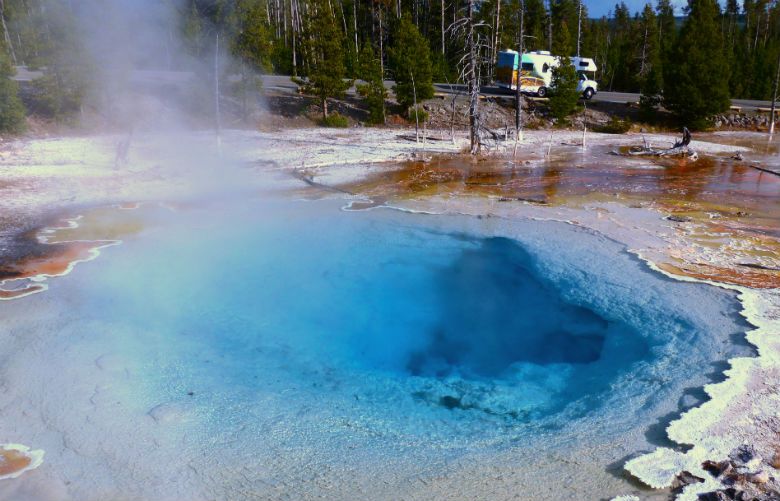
xmin=611 ymin=128 xmax=698 ymax=161
xmin=411 ymin=70 xmax=419 ymax=142
xmin=215 ymin=33 xmax=222 ymax=150
xmin=546 ymin=0 xmax=552 ymax=52
xmin=491 ymin=0 xmax=501 ymax=82
xmin=770 ymin=52 xmax=780 ymax=135
xmin=441 ymin=0 xmax=446 ymax=54
xmin=449 ymin=0 xmax=490 ymax=154
xmin=514 ymin=0 xmax=525 ymax=156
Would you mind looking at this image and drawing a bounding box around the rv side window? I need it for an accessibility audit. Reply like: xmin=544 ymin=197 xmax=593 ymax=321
xmin=521 ymin=62 xmax=534 ymax=71
xmin=542 ymin=63 xmax=550 ymax=73
xmin=579 ymin=61 xmax=589 ymax=67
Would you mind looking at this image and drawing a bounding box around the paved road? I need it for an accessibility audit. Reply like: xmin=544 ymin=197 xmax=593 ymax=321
xmin=242 ymin=74 xmax=780 ymax=112
xmin=13 ymin=68 xmax=779 ymax=112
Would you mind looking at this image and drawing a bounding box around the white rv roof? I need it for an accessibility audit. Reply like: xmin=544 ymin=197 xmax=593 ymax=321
xmin=571 ymin=57 xmax=597 ymax=72
xmin=500 ymin=50 xmax=598 ymax=72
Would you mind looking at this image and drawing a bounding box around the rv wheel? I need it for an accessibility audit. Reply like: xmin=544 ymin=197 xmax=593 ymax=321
xmin=537 ymin=87 xmax=547 ymax=98
xmin=583 ymin=88 xmax=594 ymax=100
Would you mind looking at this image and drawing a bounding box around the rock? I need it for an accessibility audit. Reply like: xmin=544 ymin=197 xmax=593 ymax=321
xmin=770 ymin=450 xmax=780 ymax=469
xmin=703 ymin=460 xmax=732 ymax=477
xmin=438 ymin=395 xmax=463 ymax=409
xmin=698 ymin=491 xmax=731 ymax=501
xmin=747 ymin=470 xmax=770 ymax=484
xmin=667 ymin=215 xmax=693 ymax=223
xmin=732 ymin=152 xmax=744 ymax=161
xmin=729 ymin=445 xmax=761 ymax=468
xmin=672 ymin=470 xmax=705 ymax=490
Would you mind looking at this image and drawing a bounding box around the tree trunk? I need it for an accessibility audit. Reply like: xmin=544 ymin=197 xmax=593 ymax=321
xmin=515 ymin=0 xmax=524 ymax=138
xmin=339 ymin=0 xmax=348 ymax=40
xmin=411 ymin=70 xmax=419 ymax=142
xmin=354 ymin=0 xmax=359 ymax=55
xmin=0 ymin=0 xmax=17 ymax=65
xmin=323 ymin=97 xmax=329 ymax=119
xmin=292 ymin=0 xmax=298 ymax=76
xmin=441 ymin=0 xmax=445 ymax=54
xmin=379 ymin=6 xmax=384 ymax=85
xmin=467 ymin=0 xmax=479 ymax=154
xmin=546 ymin=0 xmax=552 ymax=52
xmin=640 ymin=24 xmax=647 ymax=76
xmin=576 ymin=0 xmax=581 ymax=57
xmin=770 ymin=51 xmax=780 ymax=135
xmin=492 ymin=0 xmax=501 ymax=82
xmin=215 ymin=33 xmax=222 ymax=149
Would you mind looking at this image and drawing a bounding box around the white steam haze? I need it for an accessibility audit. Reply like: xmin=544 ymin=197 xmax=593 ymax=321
xmin=64 ymin=0 xmax=258 ymax=133
xmin=47 ymin=0 xmax=270 ymax=198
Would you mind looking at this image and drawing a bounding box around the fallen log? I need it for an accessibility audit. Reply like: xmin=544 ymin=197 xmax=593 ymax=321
xmin=611 ymin=127 xmax=698 ymax=161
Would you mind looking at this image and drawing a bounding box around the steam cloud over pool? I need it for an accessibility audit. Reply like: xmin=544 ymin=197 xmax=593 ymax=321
xmin=0 ymin=198 xmax=751 ymax=500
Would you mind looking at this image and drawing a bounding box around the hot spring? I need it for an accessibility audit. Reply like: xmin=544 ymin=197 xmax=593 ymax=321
xmin=0 ymin=196 xmax=752 ymax=500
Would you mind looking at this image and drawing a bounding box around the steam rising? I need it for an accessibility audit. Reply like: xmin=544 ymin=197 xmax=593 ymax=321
xmin=61 ymin=0 xmax=252 ymax=132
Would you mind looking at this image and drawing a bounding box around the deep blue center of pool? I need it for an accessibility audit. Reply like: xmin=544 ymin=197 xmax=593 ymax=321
xmin=408 ymin=237 xmax=610 ymax=377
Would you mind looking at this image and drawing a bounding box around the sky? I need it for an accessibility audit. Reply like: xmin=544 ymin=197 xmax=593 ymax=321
xmin=585 ymin=0 xmax=688 ymax=17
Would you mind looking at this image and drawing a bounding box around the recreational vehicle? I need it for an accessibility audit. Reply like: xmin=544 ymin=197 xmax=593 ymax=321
xmin=496 ymin=50 xmax=598 ymax=100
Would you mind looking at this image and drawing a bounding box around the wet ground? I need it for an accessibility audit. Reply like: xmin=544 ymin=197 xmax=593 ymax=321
xmin=333 ymin=133 xmax=780 ymax=289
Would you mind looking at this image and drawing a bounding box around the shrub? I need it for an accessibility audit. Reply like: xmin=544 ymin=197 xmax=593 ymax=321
xmin=407 ymin=107 xmax=429 ymax=123
xmin=595 ymin=117 xmax=632 ymax=134
xmin=320 ymin=112 xmax=349 ymax=127
xmin=356 ymin=44 xmax=387 ymax=124
xmin=548 ymin=59 xmax=580 ymax=124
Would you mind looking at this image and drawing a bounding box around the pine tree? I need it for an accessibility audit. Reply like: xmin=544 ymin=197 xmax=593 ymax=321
xmin=552 ymin=19 xmax=572 ymax=55
xmin=234 ymin=0 xmax=274 ymax=72
xmin=356 ymin=44 xmax=387 ymax=124
xmin=295 ymin=0 xmax=351 ymax=119
xmin=0 ymin=50 xmax=25 ymax=132
xmin=656 ymin=0 xmax=677 ymax=55
xmin=231 ymin=0 xmax=273 ymax=119
xmin=182 ymin=2 xmax=205 ymax=58
xmin=548 ymin=30 xmax=579 ymax=123
xmin=27 ymin=1 xmax=89 ymax=122
xmin=550 ymin=0 xmax=579 ymax=54
xmin=663 ymin=0 xmax=731 ymax=128
xmin=638 ymin=3 xmax=662 ymax=120
xmin=388 ymin=15 xmax=434 ymax=114
xmin=608 ymin=2 xmax=633 ymax=91
xmin=523 ymin=0 xmax=548 ymax=50
xmin=639 ymin=64 xmax=663 ymax=120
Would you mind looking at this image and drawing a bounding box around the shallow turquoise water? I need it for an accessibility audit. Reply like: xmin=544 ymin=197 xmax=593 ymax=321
xmin=18 ymin=197 xmax=751 ymax=498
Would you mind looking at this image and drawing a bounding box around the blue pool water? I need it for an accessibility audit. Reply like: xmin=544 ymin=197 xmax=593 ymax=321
xmin=82 ymin=200 xmax=746 ymax=428
xmin=14 ymin=197 xmax=751 ymax=499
